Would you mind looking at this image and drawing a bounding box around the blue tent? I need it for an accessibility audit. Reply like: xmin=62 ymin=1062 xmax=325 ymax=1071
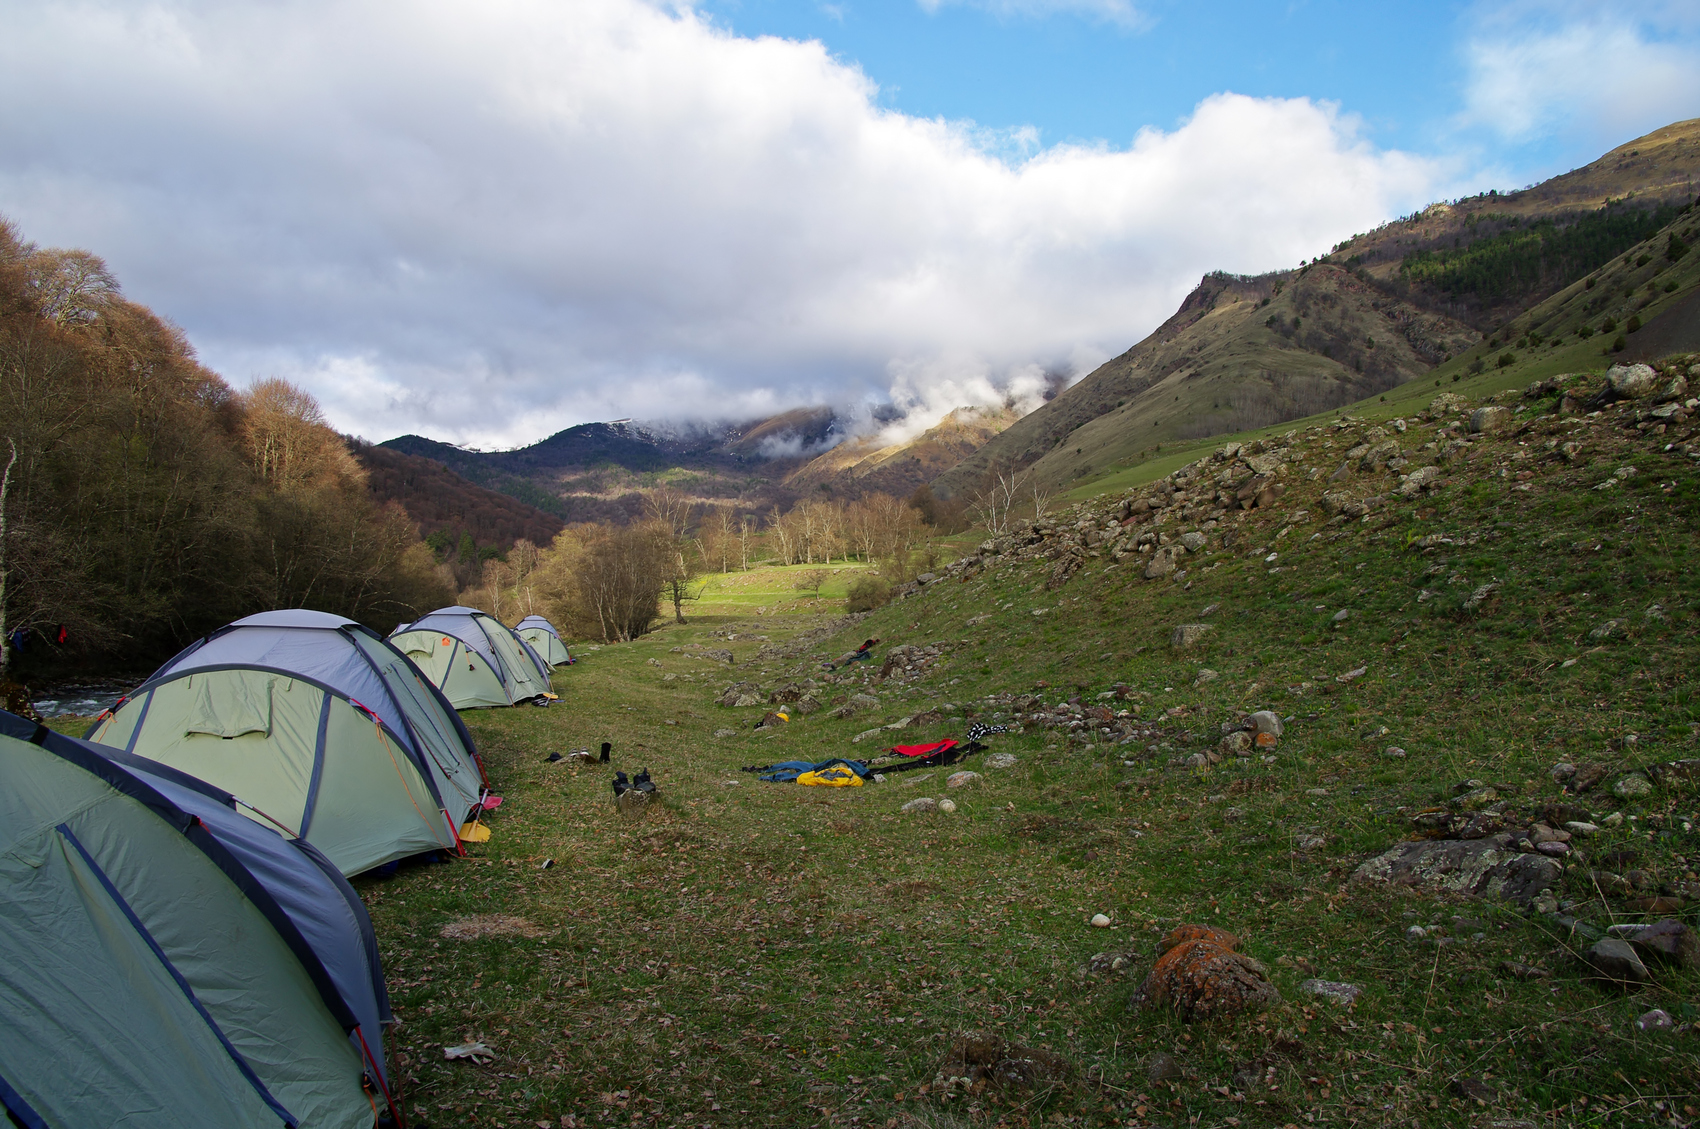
xmin=515 ymin=614 xmax=573 ymax=667
xmin=88 ymin=609 xmax=488 ymax=876
xmin=391 ymin=606 xmax=555 ymax=709
xmin=0 ymin=709 xmax=398 ymax=1127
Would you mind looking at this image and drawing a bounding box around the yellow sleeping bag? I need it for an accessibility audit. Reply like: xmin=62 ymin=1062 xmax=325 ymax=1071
xmin=796 ymin=765 xmax=863 ymax=787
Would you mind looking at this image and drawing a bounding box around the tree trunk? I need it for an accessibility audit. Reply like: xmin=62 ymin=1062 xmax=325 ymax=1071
xmin=0 ymin=439 xmax=14 ymax=675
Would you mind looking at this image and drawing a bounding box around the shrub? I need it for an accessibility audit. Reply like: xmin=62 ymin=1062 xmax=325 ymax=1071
xmin=1669 ymin=233 xmax=1690 ymax=262
xmin=1611 ymin=334 xmax=1627 ymax=352
xmin=1585 ymin=276 xmax=1596 ymax=289
xmin=1636 ymin=253 xmax=1652 ymax=266
xmin=1497 ymin=352 xmax=1516 ymax=368
xmin=1468 ymin=358 xmax=1485 ymax=375
xmin=1601 ymin=316 xmax=1617 ymax=333
xmin=1627 ymin=314 xmax=1642 ymax=333
xmin=845 ymin=576 xmax=892 ymax=613
xmin=1577 ymin=325 xmax=1594 ymax=338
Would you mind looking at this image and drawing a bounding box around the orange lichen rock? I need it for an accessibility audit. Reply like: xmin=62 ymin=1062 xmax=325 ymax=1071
xmin=1158 ymin=924 xmax=1240 ymax=952
xmin=1131 ymin=923 xmax=1282 ymax=1022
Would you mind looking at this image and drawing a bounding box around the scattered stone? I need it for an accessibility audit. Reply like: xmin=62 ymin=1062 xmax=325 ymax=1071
xmin=1469 ymin=406 xmax=1512 ymax=433
xmin=1568 ymin=764 xmax=1609 ymax=793
xmin=1081 ymin=951 xmax=1139 ymax=977
xmin=1193 ymin=668 xmax=1219 ymax=686
xmin=713 ymin=728 xmax=738 ymax=738
xmin=1296 ymin=835 xmax=1325 ymax=851
xmin=1247 ymin=711 xmax=1283 ymax=739
xmin=732 ymin=693 xmax=762 ymax=708
xmin=1091 ymin=913 xmax=1112 ymax=928
xmin=1383 ymin=746 xmax=1407 ymax=759
xmin=1335 ymin=666 xmax=1367 ymax=684
xmin=986 ymin=752 xmax=1019 ymax=769
xmin=901 ymin=797 xmax=939 ymax=814
xmin=1585 ymin=938 xmax=1649 ymax=986
xmin=1605 ymin=362 xmax=1660 ymax=399
xmin=1627 ymin=919 xmax=1699 ymax=969
xmin=1129 ymin=924 xmax=1282 ymax=1022
xmin=848 ymin=692 xmax=880 ymax=710
xmin=1221 ymin=731 xmax=1254 ymax=756
xmin=1589 ymin=618 xmax=1628 ymax=641
xmin=1331 ymin=609 xmax=1350 ymax=623
xmin=946 ymin=771 xmax=981 ymax=789
xmin=1550 ymin=762 xmax=1576 ymax=782
xmin=1352 ymin=839 xmax=1562 ymax=907
xmin=937 ymin=798 xmax=958 ymax=814
xmin=1564 ymin=821 xmax=1598 ymax=836
xmin=1144 ymin=547 xmax=1180 ymax=579
xmin=1451 ymin=1077 xmax=1497 ymax=1104
xmin=1180 ymin=531 xmax=1207 ymax=553
xmin=1612 ymin=773 xmax=1653 ymax=798
xmin=1170 ymin=624 xmax=1213 ymax=650
xmin=934 ymin=1034 xmax=1073 ymax=1097
xmin=1144 ymin=1052 xmax=1184 ymax=1084
xmin=1635 ymin=1008 xmax=1675 ymax=1032
xmin=1298 ymin=979 xmax=1361 ymax=1007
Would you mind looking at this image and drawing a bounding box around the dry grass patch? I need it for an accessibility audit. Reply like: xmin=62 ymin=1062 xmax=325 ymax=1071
xmin=439 ymin=914 xmax=548 ymax=940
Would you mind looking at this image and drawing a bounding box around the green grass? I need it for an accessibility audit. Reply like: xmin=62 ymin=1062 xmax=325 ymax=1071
xmin=320 ymin=365 xmax=1700 ymax=1128
xmin=39 ymin=362 xmax=1700 ymax=1128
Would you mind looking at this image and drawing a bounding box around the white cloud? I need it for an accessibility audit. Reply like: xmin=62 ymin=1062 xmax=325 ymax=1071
xmin=916 ymin=0 xmax=1147 ymax=29
xmin=0 ymin=0 xmax=1436 ymax=447
xmin=1462 ymin=4 xmax=1700 ymax=145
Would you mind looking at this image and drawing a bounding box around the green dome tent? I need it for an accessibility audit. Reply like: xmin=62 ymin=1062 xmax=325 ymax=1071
xmin=516 ymin=614 xmax=573 ymax=668
xmin=390 ymin=606 xmax=555 ymax=709
xmin=87 ymin=609 xmax=488 ymax=876
xmin=0 ymin=710 xmax=400 ymax=1128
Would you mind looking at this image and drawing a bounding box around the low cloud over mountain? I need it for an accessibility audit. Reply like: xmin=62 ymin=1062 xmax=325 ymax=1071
xmin=0 ymin=0 xmax=1440 ymax=447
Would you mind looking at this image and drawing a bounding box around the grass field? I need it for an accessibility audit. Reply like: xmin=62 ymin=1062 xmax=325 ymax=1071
xmin=321 ymin=360 xmax=1700 ymax=1128
xmin=37 ymin=365 xmax=1700 ymax=1128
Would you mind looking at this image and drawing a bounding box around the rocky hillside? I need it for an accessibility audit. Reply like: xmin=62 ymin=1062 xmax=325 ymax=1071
xmin=933 ymin=120 xmax=1700 ymax=503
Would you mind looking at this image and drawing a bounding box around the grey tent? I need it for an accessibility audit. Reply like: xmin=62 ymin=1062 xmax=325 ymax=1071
xmin=390 ymin=606 xmax=555 ymax=709
xmin=87 ymin=609 xmax=488 ymax=876
xmin=516 ymin=614 xmax=573 ymax=668
xmin=0 ymin=709 xmax=398 ymax=1128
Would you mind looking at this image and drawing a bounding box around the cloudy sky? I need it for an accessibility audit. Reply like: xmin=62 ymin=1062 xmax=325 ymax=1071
xmin=0 ymin=0 xmax=1695 ymax=448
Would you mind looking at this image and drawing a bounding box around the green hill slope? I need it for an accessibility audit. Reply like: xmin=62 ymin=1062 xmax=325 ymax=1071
xmin=934 ymin=120 xmax=1700 ymax=505
xmin=274 ymin=350 xmax=1700 ymax=1129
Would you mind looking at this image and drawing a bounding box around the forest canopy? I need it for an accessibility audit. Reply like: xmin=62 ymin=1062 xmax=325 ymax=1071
xmin=0 ymin=216 xmax=453 ymax=672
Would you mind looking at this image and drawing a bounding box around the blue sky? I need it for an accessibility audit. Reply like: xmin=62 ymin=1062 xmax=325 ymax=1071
xmin=698 ymin=0 xmax=1689 ymax=190
xmin=0 ymin=0 xmax=1694 ymax=445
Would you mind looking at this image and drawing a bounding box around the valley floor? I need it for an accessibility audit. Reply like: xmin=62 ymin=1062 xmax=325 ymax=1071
xmin=38 ymin=361 xmax=1700 ymax=1129
xmin=349 ymin=360 xmax=1698 ymax=1129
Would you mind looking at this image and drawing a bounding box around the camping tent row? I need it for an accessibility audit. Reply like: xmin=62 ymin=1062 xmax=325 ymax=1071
xmin=391 ymin=606 xmax=556 ymax=710
xmin=0 ymin=709 xmax=398 ymax=1128
xmin=516 ymin=614 xmax=572 ymax=667
xmin=87 ymin=609 xmax=488 ymax=877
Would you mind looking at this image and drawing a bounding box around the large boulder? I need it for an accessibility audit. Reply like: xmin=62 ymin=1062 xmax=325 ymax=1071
xmin=1605 ymin=363 xmax=1659 ymax=399
xmin=1469 ymin=406 xmax=1512 ymax=433
xmin=1128 ymin=924 xmax=1281 ymax=1022
xmin=1351 ymin=839 xmax=1561 ymax=907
